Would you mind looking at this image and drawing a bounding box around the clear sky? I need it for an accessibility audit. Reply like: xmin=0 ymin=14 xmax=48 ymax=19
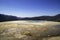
xmin=0 ymin=0 xmax=60 ymax=17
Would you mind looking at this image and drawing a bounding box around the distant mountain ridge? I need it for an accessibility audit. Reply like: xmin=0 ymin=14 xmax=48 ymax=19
xmin=0 ymin=14 xmax=60 ymax=22
xmin=21 ymin=14 xmax=60 ymax=22
xmin=0 ymin=14 xmax=21 ymax=22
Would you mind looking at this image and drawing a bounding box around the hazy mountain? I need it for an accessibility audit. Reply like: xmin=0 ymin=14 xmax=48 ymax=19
xmin=22 ymin=14 xmax=60 ymax=22
xmin=0 ymin=14 xmax=21 ymax=22
xmin=0 ymin=14 xmax=60 ymax=22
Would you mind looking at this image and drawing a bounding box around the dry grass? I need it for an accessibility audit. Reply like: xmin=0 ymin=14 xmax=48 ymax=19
xmin=0 ymin=21 xmax=60 ymax=40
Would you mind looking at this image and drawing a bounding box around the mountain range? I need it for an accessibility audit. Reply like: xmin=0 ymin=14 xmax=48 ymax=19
xmin=0 ymin=14 xmax=60 ymax=22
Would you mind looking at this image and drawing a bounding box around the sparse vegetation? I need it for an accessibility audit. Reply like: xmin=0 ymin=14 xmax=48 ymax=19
xmin=0 ymin=21 xmax=60 ymax=40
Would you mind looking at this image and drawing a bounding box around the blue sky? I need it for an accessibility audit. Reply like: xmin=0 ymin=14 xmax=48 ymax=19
xmin=0 ymin=0 xmax=60 ymax=17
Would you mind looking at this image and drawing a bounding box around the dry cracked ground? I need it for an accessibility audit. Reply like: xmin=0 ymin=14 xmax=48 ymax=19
xmin=0 ymin=21 xmax=60 ymax=40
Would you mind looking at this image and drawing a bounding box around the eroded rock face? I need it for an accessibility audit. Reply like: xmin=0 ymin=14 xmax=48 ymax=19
xmin=0 ymin=21 xmax=60 ymax=40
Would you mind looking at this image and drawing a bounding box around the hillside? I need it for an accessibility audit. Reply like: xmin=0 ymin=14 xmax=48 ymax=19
xmin=0 ymin=14 xmax=60 ymax=22
xmin=23 ymin=14 xmax=60 ymax=22
xmin=0 ymin=14 xmax=21 ymax=22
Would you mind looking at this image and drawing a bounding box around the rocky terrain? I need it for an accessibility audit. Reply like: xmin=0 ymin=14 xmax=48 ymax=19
xmin=0 ymin=21 xmax=60 ymax=40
